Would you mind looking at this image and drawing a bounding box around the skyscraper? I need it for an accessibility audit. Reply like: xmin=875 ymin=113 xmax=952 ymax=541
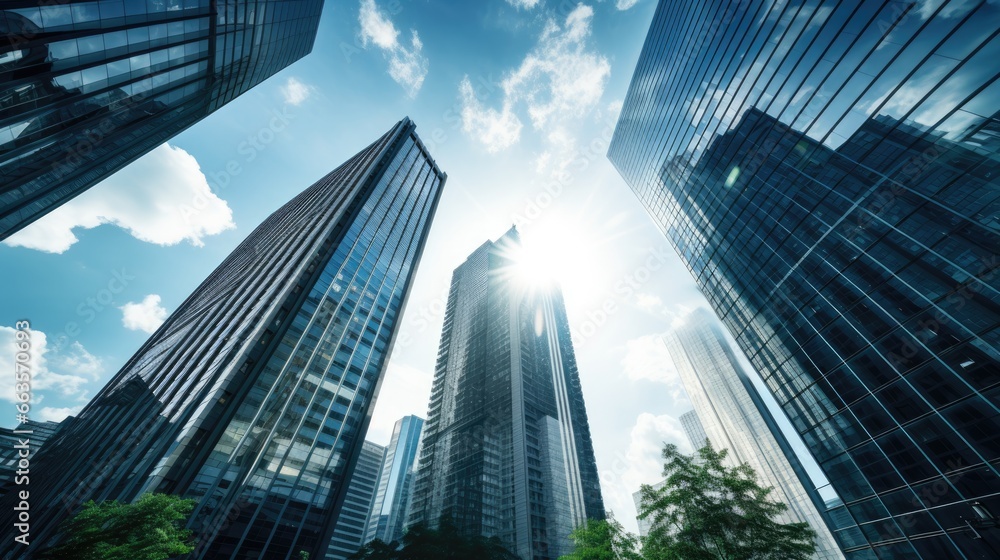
xmin=0 ymin=0 xmax=325 ymax=239
xmin=665 ymin=308 xmax=843 ymax=559
xmin=327 ymin=441 xmax=386 ymax=560
xmin=609 ymin=1 xmax=1000 ymax=557
xmin=366 ymin=415 xmax=424 ymax=545
xmin=0 ymin=117 xmax=446 ymax=559
xmin=678 ymin=410 xmax=707 ymax=450
xmin=407 ymin=228 xmax=605 ymax=560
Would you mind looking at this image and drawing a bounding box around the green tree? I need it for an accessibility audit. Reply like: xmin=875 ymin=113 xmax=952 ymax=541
xmin=38 ymin=493 xmax=196 ymax=560
xmin=559 ymin=517 xmax=643 ymax=560
xmin=638 ymin=442 xmax=816 ymax=560
xmin=349 ymin=538 xmax=399 ymax=560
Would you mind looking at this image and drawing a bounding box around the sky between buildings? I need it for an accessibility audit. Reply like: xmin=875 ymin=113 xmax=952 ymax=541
xmin=0 ymin=0 xmax=822 ymax=533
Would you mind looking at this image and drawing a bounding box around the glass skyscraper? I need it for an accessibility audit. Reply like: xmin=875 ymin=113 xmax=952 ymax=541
xmin=0 ymin=117 xmax=446 ymax=559
xmin=609 ymin=1 xmax=1000 ymax=558
xmin=407 ymin=228 xmax=605 ymax=560
xmin=327 ymin=440 xmax=386 ymax=560
xmin=366 ymin=415 xmax=424 ymax=545
xmin=0 ymin=0 xmax=324 ymax=239
xmin=665 ymin=308 xmax=843 ymax=559
xmin=678 ymin=409 xmax=707 ymax=450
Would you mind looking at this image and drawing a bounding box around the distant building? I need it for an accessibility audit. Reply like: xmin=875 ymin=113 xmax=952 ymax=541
xmin=0 ymin=0 xmax=325 ymax=239
xmin=678 ymin=410 xmax=707 ymax=450
xmin=665 ymin=309 xmax=843 ymax=559
xmin=631 ymin=481 xmax=663 ymax=539
xmin=327 ymin=441 xmax=386 ymax=560
xmin=0 ymin=118 xmax=446 ymax=559
xmin=408 ymin=228 xmax=605 ymax=560
xmin=366 ymin=415 xmax=424 ymax=545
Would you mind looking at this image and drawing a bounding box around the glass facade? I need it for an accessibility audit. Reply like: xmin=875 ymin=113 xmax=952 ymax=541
xmin=608 ymin=1 xmax=1000 ymax=558
xmin=365 ymin=415 xmax=424 ymax=545
xmin=0 ymin=118 xmax=446 ymax=559
xmin=679 ymin=409 xmax=707 ymax=450
xmin=665 ymin=308 xmax=843 ymax=559
xmin=0 ymin=0 xmax=324 ymax=239
xmin=327 ymin=440 xmax=385 ymax=560
xmin=407 ymin=229 xmax=605 ymax=560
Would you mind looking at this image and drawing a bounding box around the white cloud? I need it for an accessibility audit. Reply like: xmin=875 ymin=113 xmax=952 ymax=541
xmin=279 ymin=76 xmax=314 ymax=105
xmin=359 ymin=0 xmax=429 ymax=97
xmin=507 ymin=0 xmax=541 ymax=8
xmin=605 ymin=98 xmax=624 ymax=119
xmin=120 ymin=294 xmax=169 ymax=334
xmin=626 ymin=413 xmax=692 ymax=484
xmin=0 ymin=327 xmax=102 ymax=405
xmin=615 ymin=0 xmax=640 ymax=10
xmin=459 ymin=4 xmax=610 ymax=161
xmin=622 ymin=333 xmax=689 ymax=404
xmin=38 ymin=406 xmax=82 ymax=423
xmin=4 ymin=144 xmax=234 ymax=253
xmin=622 ymin=335 xmax=675 ymax=383
xmin=506 ymin=5 xmax=610 ymax=128
xmin=459 ymin=77 xmax=523 ymax=153
xmin=601 ymin=412 xmax=691 ymax=525
xmin=915 ymin=0 xmax=981 ymax=20
xmin=634 ymin=292 xmax=663 ymax=313
xmin=366 ymin=362 xmax=433 ymax=445
xmin=51 ymin=341 xmax=103 ymax=377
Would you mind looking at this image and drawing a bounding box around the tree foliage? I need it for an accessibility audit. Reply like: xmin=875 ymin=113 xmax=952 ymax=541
xmin=38 ymin=493 xmax=196 ymax=560
xmin=558 ymin=517 xmax=643 ymax=560
xmin=637 ymin=442 xmax=816 ymax=560
xmin=348 ymin=523 xmax=519 ymax=560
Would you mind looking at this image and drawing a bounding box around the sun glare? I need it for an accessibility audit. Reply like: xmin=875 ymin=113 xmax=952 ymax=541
xmin=511 ymin=241 xmax=561 ymax=286
xmin=505 ymin=215 xmax=607 ymax=306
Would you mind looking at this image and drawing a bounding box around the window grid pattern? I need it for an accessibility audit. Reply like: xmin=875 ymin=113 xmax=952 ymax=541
xmin=0 ymin=119 xmax=446 ymax=560
xmin=608 ymin=1 xmax=1000 ymax=558
xmin=0 ymin=0 xmax=324 ymax=238
xmin=407 ymin=230 xmax=605 ymax=560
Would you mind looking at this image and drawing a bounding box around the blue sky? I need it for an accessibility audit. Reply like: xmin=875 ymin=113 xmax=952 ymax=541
xmin=0 ymin=0 xmax=818 ymax=531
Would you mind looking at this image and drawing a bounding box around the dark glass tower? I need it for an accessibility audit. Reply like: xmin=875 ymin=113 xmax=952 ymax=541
xmin=0 ymin=118 xmax=445 ymax=559
xmin=366 ymin=415 xmax=424 ymax=545
xmin=327 ymin=440 xmax=385 ymax=560
xmin=609 ymin=1 xmax=1000 ymax=558
xmin=407 ymin=228 xmax=605 ymax=560
xmin=0 ymin=0 xmax=324 ymax=239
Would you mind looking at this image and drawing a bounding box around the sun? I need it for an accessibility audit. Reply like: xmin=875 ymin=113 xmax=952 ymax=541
xmin=510 ymin=239 xmax=561 ymax=286
xmin=504 ymin=214 xmax=605 ymax=303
